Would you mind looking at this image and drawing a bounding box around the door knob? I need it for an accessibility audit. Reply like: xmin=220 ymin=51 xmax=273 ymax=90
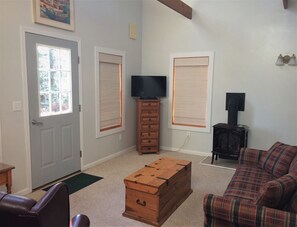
xmin=31 ymin=119 xmax=43 ymax=126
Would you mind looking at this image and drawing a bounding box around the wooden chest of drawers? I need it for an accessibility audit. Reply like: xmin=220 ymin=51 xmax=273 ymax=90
xmin=136 ymin=99 xmax=160 ymax=154
xmin=123 ymin=157 xmax=192 ymax=226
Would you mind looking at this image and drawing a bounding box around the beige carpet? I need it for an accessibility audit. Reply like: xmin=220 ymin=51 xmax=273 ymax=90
xmin=27 ymin=150 xmax=235 ymax=227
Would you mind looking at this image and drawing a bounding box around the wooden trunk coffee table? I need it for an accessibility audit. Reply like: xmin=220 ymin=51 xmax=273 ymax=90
xmin=123 ymin=157 xmax=192 ymax=226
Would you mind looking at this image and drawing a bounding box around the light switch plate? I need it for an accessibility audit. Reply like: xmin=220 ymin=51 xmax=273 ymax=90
xmin=12 ymin=101 xmax=22 ymax=112
xmin=129 ymin=24 xmax=137 ymax=40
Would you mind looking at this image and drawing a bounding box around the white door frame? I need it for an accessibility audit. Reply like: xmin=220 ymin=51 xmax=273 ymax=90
xmin=20 ymin=26 xmax=84 ymax=194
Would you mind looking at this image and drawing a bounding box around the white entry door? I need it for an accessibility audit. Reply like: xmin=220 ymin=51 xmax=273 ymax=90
xmin=25 ymin=32 xmax=80 ymax=189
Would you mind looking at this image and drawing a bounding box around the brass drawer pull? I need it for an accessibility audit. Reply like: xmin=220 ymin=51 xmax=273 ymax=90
xmin=136 ymin=199 xmax=146 ymax=207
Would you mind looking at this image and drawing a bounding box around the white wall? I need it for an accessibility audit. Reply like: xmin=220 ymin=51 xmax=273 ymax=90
xmin=141 ymin=0 xmax=297 ymax=154
xmin=0 ymin=0 xmax=142 ymax=194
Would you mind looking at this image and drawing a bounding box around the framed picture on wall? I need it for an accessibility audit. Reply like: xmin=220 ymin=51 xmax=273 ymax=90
xmin=32 ymin=0 xmax=74 ymax=31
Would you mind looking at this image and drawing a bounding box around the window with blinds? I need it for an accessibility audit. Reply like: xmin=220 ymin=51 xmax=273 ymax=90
xmin=169 ymin=52 xmax=214 ymax=132
xmin=95 ymin=47 xmax=125 ymax=138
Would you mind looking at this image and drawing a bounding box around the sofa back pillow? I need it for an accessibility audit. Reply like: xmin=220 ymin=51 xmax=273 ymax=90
xmin=254 ymin=174 xmax=297 ymax=209
xmin=259 ymin=142 xmax=297 ymax=178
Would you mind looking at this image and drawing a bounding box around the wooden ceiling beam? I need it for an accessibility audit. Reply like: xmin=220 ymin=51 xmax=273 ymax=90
xmin=157 ymin=0 xmax=192 ymax=19
xmin=283 ymin=0 xmax=288 ymax=9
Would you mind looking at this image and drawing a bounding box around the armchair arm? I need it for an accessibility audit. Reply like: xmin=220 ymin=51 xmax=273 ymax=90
xmin=238 ymin=147 xmax=267 ymax=165
xmin=0 ymin=193 xmax=37 ymax=227
xmin=30 ymin=182 xmax=70 ymax=227
xmin=0 ymin=193 xmax=36 ymax=214
xmin=203 ymin=194 xmax=297 ymax=227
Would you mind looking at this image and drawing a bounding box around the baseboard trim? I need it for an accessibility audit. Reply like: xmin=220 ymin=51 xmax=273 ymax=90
xmin=82 ymin=145 xmax=135 ymax=170
xmin=160 ymin=146 xmax=210 ymax=157
xmin=14 ymin=188 xmax=31 ymax=196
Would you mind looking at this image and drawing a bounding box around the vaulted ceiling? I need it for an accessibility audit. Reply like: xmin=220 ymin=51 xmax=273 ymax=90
xmin=157 ymin=0 xmax=192 ymax=19
xmin=157 ymin=0 xmax=289 ymax=20
xmin=283 ymin=0 xmax=288 ymax=9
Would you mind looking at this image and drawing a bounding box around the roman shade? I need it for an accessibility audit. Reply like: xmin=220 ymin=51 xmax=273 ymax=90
xmin=172 ymin=57 xmax=209 ymax=127
xmin=99 ymin=53 xmax=122 ymax=131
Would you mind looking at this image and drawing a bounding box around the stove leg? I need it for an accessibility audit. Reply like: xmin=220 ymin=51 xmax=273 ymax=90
xmin=211 ymin=153 xmax=215 ymax=164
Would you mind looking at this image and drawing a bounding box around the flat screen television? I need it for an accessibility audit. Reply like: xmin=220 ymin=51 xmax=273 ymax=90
xmin=131 ymin=75 xmax=167 ymax=99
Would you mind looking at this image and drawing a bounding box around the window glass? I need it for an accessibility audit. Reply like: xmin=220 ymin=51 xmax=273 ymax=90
xmin=37 ymin=44 xmax=72 ymax=117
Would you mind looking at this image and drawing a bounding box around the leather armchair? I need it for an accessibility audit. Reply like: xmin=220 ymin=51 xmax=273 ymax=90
xmin=0 ymin=182 xmax=90 ymax=227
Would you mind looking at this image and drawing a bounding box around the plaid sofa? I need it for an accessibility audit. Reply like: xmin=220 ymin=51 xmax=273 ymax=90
xmin=203 ymin=142 xmax=297 ymax=227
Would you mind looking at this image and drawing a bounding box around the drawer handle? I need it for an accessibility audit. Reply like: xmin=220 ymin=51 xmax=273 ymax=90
xmin=148 ymin=140 xmax=151 ymax=143
xmin=136 ymin=199 xmax=146 ymax=207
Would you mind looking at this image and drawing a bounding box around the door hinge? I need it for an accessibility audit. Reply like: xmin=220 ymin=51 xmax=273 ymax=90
xmin=78 ymin=56 xmax=80 ymax=64
xmin=80 ymin=150 xmax=82 ymax=157
xmin=79 ymin=104 xmax=82 ymax=112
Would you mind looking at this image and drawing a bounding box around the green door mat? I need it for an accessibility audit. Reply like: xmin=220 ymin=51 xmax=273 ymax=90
xmin=43 ymin=173 xmax=103 ymax=194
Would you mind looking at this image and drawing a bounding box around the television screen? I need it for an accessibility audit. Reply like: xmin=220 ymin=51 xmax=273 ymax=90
xmin=131 ymin=75 xmax=167 ymax=99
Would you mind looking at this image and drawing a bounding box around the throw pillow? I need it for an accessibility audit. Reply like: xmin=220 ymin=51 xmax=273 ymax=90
xmin=254 ymin=174 xmax=297 ymax=209
xmin=259 ymin=142 xmax=297 ymax=178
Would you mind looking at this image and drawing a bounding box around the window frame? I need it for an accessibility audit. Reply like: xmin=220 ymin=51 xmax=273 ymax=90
xmin=95 ymin=47 xmax=126 ymax=138
xmin=168 ymin=51 xmax=214 ymax=133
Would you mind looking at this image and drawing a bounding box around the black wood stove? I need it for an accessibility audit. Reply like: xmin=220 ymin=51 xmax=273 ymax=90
xmin=211 ymin=93 xmax=248 ymax=164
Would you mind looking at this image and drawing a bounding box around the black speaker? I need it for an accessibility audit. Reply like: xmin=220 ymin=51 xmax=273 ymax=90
xmin=226 ymin=93 xmax=245 ymax=125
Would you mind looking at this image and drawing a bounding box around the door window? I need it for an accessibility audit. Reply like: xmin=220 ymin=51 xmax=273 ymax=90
xmin=37 ymin=44 xmax=72 ymax=117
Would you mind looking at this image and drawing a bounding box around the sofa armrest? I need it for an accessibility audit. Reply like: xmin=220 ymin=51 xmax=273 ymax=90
xmin=71 ymin=214 xmax=90 ymax=227
xmin=203 ymin=194 xmax=297 ymax=227
xmin=238 ymin=147 xmax=267 ymax=165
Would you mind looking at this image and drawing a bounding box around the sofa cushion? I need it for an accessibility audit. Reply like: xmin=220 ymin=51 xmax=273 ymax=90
xmin=224 ymin=165 xmax=275 ymax=202
xmin=259 ymin=142 xmax=297 ymax=178
xmin=254 ymin=174 xmax=297 ymax=209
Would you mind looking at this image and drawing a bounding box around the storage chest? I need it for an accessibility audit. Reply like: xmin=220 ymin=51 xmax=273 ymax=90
xmin=123 ymin=157 xmax=192 ymax=226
